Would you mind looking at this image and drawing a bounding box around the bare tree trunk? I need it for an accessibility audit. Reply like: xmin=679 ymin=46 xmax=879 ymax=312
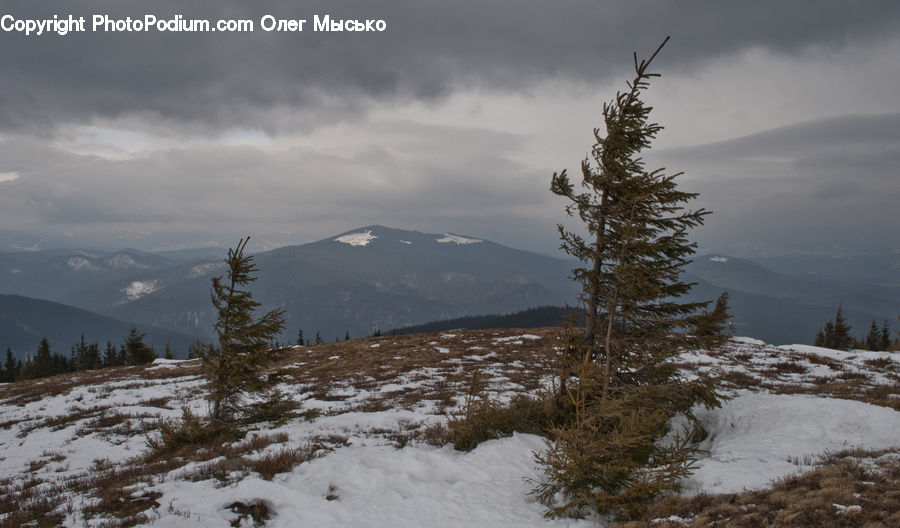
xmin=602 ymin=285 xmax=618 ymax=393
xmin=583 ymin=193 xmax=608 ymax=351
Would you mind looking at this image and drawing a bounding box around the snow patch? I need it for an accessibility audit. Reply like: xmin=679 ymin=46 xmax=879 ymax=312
xmin=732 ymin=336 xmax=766 ymax=346
xmin=122 ymin=280 xmax=159 ymax=301
xmin=335 ymin=230 xmax=378 ymax=247
xmin=400 ymin=240 xmax=412 ymax=245
xmin=152 ymin=432 xmax=584 ymax=528
xmin=436 ymin=234 xmax=482 ymax=245
xmin=104 ymin=253 xmax=148 ymax=269
xmin=66 ymin=256 xmax=98 ymax=272
xmin=187 ymin=262 xmax=224 ymax=278
xmin=710 ymin=256 xmax=729 ymax=263
xmin=147 ymin=358 xmax=191 ymax=370
xmin=683 ymin=392 xmax=900 ymax=495
xmin=493 ymin=334 xmax=540 ymax=343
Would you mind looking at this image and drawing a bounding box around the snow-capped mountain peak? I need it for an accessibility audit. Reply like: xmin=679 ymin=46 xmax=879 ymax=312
xmin=334 ymin=230 xmax=378 ymax=247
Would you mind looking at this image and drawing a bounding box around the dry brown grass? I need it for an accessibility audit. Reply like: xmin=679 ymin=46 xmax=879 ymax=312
xmin=0 ymin=362 xmax=202 ymax=407
xmin=270 ymin=328 xmax=560 ymax=417
xmin=248 ymin=444 xmax=321 ymax=480
xmin=614 ymin=448 xmax=900 ymax=528
xmin=693 ymin=342 xmax=898 ymax=411
xmin=0 ymin=329 xmax=896 ymax=526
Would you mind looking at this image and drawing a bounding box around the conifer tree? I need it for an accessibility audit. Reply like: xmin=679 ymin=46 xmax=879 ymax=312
xmin=2 ymin=348 xmax=13 ymax=382
xmin=864 ymin=320 xmax=880 ymax=351
xmin=878 ymin=320 xmax=891 ymax=351
xmin=815 ymin=305 xmax=853 ymax=350
xmin=345 ymin=330 xmax=351 ymax=341
xmin=34 ymin=338 xmax=54 ymax=378
xmin=164 ymin=343 xmax=175 ymax=360
xmin=832 ymin=305 xmax=853 ymax=350
xmin=314 ymin=331 xmax=323 ymax=345
xmin=296 ymin=328 xmax=305 ymax=347
xmin=538 ymin=37 xmax=721 ymax=520
xmin=72 ymin=335 xmax=102 ymax=371
xmin=191 ymin=237 xmax=286 ymax=425
xmin=551 ymin=37 xmax=710 ymax=389
xmin=103 ymin=341 xmax=119 ymax=367
xmin=122 ymin=327 xmax=157 ymax=365
xmin=691 ymin=292 xmax=732 ymax=338
xmin=18 ymin=356 xmax=35 ymax=380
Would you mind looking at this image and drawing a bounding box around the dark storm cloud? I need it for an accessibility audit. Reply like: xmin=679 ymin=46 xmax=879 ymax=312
xmin=658 ymin=114 xmax=900 ymax=255
xmin=0 ymin=120 xmax=558 ymax=251
xmin=2 ymin=0 xmax=900 ymax=134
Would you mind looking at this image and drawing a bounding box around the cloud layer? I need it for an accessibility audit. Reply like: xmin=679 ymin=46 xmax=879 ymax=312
xmin=1 ymin=1 xmax=898 ymax=255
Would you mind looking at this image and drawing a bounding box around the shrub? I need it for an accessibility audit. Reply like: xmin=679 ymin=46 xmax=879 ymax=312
xmin=146 ymin=407 xmax=243 ymax=455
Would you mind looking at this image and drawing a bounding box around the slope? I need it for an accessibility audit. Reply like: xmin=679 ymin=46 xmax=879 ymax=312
xmin=0 ymin=294 xmax=197 ymax=359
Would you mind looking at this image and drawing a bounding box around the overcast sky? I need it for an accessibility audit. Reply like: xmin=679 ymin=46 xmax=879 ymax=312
xmin=1 ymin=1 xmax=898 ymax=256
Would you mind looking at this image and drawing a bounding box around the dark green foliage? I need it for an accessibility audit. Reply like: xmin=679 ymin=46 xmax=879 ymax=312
xmin=72 ymin=335 xmax=103 ymax=371
xmin=3 ymin=348 xmax=15 ymax=382
xmin=533 ymin=353 xmax=719 ymax=520
xmin=163 ymin=343 xmax=174 ymax=360
xmin=193 ymin=237 xmax=286 ymax=425
xmin=314 ymin=331 xmax=323 ymax=345
xmin=17 ymin=338 xmax=74 ymax=379
xmin=863 ymin=320 xmax=880 ymax=351
xmin=388 ymin=306 xmax=584 ymax=335
xmin=539 ymin=38 xmax=722 ymax=520
xmin=103 ymin=341 xmax=121 ymax=367
xmin=122 ymin=326 xmax=157 ymax=365
xmin=690 ymin=292 xmax=732 ymax=340
xmin=855 ymin=319 xmax=893 ymax=351
xmin=34 ymin=337 xmax=54 ymax=378
xmin=550 ymin=36 xmax=710 ymax=386
xmin=296 ymin=328 xmax=304 ymax=346
xmin=344 ymin=330 xmax=350 ymax=341
xmin=814 ymin=305 xmax=853 ymax=350
xmin=879 ymin=320 xmax=892 ymax=351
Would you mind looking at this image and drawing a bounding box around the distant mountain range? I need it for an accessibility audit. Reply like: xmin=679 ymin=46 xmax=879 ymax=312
xmin=0 ymin=295 xmax=196 ymax=358
xmin=0 ymin=226 xmax=578 ymax=354
xmin=682 ymin=254 xmax=900 ymax=344
xmin=0 ymin=226 xmax=897 ymax=354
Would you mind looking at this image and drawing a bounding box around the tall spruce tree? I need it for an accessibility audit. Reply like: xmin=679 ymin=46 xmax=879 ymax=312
xmin=550 ymin=36 xmax=710 ymax=389
xmin=537 ymin=37 xmax=721 ymax=520
xmin=192 ymin=237 xmax=286 ymax=424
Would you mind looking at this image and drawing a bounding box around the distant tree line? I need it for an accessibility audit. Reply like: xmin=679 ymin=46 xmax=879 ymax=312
xmin=386 ymin=306 xmax=586 ymax=335
xmin=814 ymin=305 xmax=899 ymax=351
xmin=293 ymin=328 xmax=349 ymax=346
xmin=0 ymin=326 xmax=169 ymax=382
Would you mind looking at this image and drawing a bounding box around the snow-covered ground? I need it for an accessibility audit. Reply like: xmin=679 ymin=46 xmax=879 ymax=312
xmin=0 ymin=332 xmax=897 ymax=527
